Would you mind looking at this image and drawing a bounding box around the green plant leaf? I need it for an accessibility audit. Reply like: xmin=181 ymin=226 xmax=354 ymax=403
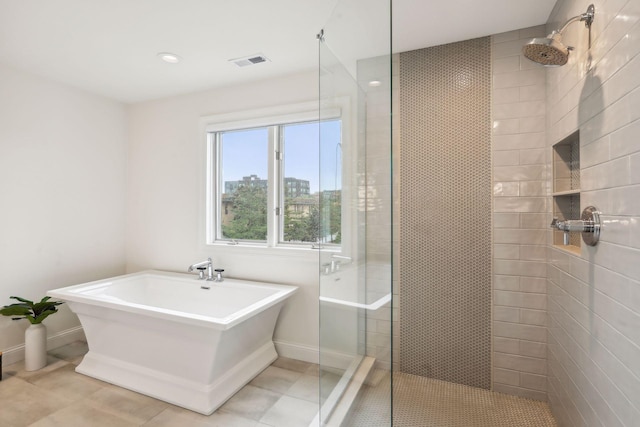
xmin=33 ymin=301 xmax=62 ymax=316
xmin=2 ymin=302 xmax=30 ymax=309
xmin=0 ymin=306 xmax=32 ymax=317
xmin=1 ymin=296 xmax=63 ymax=323
xmin=9 ymin=296 xmax=35 ymax=305
xmin=33 ymin=309 xmax=58 ymax=324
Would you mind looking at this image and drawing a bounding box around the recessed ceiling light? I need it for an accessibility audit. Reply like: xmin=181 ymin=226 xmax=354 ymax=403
xmin=157 ymin=52 xmax=181 ymax=64
xmin=368 ymin=80 xmax=382 ymax=87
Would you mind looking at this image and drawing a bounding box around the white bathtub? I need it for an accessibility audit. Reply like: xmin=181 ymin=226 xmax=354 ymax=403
xmin=48 ymin=270 xmax=297 ymax=415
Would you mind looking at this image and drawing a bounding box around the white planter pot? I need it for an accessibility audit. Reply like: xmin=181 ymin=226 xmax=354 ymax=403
xmin=25 ymin=323 xmax=47 ymax=371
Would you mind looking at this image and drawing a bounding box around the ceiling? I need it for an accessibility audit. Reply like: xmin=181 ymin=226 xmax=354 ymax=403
xmin=0 ymin=0 xmax=556 ymax=104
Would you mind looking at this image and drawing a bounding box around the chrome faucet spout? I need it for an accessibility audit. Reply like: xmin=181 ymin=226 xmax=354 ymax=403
xmin=188 ymin=258 xmax=213 ymax=280
xmin=188 ymin=258 xmax=211 ymax=271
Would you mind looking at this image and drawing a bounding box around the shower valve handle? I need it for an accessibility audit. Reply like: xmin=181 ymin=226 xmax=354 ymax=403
xmin=551 ymin=218 xmax=595 ymax=233
xmin=549 ymin=206 xmax=601 ymax=246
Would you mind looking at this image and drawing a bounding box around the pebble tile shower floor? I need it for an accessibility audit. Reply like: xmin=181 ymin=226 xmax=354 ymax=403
xmin=345 ymin=370 xmax=557 ymax=426
xmin=2 ymin=341 xmax=557 ymax=426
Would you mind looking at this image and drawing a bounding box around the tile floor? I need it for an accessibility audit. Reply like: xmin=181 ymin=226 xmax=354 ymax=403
xmin=2 ymin=340 xmax=560 ymax=427
xmin=345 ymin=370 xmax=557 ymax=426
xmin=0 ymin=341 xmax=336 ymax=427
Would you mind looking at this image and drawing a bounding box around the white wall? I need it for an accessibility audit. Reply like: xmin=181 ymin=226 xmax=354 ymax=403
xmin=126 ymin=71 xmax=319 ymax=359
xmin=0 ymin=62 xmax=127 ymax=358
xmin=545 ymin=0 xmax=640 ymax=426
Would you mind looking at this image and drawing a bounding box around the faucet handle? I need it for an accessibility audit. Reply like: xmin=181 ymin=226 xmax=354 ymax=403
xmin=214 ymin=269 xmax=224 ymax=282
xmin=196 ymin=267 xmax=206 ymax=280
xmin=550 ymin=217 xmax=559 ymax=228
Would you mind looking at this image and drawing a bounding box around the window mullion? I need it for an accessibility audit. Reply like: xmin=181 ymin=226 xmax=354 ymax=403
xmin=211 ymin=132 xmax=222 ymax=242
xmin=267 ymin=126 xmax=279 ymax=247
xmin=276 ymin=125 xmax=285 ymax=244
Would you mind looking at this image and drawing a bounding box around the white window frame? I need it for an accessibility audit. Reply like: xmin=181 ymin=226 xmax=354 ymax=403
xmin=201 ymin=101 xmax=344 ymax=250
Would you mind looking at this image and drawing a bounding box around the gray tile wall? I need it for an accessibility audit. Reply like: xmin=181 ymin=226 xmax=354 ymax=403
xmin=491 ymin=26 xmax=550 ymax=401
xmin=545 ymin=0 xmax=640 ymax=426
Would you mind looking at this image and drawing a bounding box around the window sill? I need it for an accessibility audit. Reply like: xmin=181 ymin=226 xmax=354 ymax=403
xmin=205 ymin=242 xmax=334 ymax=259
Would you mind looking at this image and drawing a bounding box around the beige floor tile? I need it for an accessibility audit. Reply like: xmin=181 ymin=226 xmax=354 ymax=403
xmin=48 ymin=340 xmax=89 ymax=365
xmin=285 ymin=374 xmax=319 ymax=403
xmin=250 ymin=366 xmax=303 ymax=393
xmin=259 ymin=395 xmax=318 ymax=427
xmin=24 ymin=364 xmax=107 ymax=402
xmin=12 ymin=355 xmax=70 ymax=381
xmin=144 ymin=407 xmax=258 ymax=427
xmin=29 ymin=401 xmax=139 ymax=427
xmin=218 ymin=384 xmax=282 ymax=421
xmin=304 ymin=363 xmax=320 ymax=376
xmin=286 ymin=370 xmax=341 ymax=404
xmin=82 ymin=384 xmax=168 ymax=424
xmin=0 ymin=376 xmax=70 ymax=427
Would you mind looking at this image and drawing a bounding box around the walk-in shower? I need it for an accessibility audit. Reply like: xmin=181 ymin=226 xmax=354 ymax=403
xmin=522 ymin=4 xmax=595 ymax=66
xmin=313 ymin=0 xmax=555 ymax=427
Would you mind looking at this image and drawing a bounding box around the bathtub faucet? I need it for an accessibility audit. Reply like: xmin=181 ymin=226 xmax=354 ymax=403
xmin=188 ymin=258 xmax=213 ymax=281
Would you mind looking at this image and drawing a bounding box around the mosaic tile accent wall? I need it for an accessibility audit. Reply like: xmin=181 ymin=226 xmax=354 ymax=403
xmin=399 ymin=37 xmax=492 ymax=389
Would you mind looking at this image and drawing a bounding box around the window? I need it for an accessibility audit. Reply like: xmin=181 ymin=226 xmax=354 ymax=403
xmin=217 ymin=127 xmax=269 ymax=242
xmin=205 ymin=106 xmax=342 ymax=248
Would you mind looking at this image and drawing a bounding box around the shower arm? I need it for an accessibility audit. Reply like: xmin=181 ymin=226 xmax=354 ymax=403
xmin=556 ymin=5 xmax=595 ymax=34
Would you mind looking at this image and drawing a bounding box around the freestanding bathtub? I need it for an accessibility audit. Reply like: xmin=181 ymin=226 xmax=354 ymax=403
xmin=48 ymin=270 xmax=297 ymax=415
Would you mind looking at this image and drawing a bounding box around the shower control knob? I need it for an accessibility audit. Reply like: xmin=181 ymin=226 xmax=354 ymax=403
xmin=549 ymin=206 xmax=601 ymax=246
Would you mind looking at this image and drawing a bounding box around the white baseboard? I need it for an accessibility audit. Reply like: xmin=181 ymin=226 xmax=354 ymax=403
xmin=274 ymin=340 xmax=319 ymax=364
xmin=2 ymin=326 xmax=86 ymax=367
xmin=274 ymin=340 xmax=356 ymax=371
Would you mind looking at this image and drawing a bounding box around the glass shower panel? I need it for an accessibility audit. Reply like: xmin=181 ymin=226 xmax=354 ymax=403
xmin=318 ymin=40 xmax=367 ymax=423
xmin=318 ymin=0 xmax=392 ymax=425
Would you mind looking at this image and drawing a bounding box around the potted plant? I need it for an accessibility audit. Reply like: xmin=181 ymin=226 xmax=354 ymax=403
xmin=0 ymin=296 xmax=63 ymax=371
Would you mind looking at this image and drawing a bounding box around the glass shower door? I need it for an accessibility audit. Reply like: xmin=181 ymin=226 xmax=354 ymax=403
xmin=317 ymin=0 xmax=392 ymax=424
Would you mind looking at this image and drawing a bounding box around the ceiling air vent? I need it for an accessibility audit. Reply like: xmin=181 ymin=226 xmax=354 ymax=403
xmin=229 ymin=54 xmax=270 ymax=67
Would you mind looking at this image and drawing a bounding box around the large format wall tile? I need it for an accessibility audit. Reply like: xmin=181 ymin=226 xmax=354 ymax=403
xmin=491 ymin=26 xmax=549 ymax=401
xmin=546 ymin=0 xmax=640 ymax=425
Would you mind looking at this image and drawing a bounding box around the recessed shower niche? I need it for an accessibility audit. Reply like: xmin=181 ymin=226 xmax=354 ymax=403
xmin=552 ymin=130 xmax=581 ymax=252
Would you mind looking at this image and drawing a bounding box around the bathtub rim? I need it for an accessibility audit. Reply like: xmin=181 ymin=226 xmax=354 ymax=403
xmin=48 ymin=270 xmax=298 ymax=330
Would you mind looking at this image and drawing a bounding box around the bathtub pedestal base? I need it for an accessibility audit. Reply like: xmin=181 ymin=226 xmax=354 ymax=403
xmin=76 ymin=341 xmax=277 ymax=415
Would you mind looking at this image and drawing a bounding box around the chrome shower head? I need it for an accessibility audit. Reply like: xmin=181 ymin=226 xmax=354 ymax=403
xmin=523 ymin=32 xmax=569 ymax=67
xmin=523 ymin=4 xmax=595 ymax=67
